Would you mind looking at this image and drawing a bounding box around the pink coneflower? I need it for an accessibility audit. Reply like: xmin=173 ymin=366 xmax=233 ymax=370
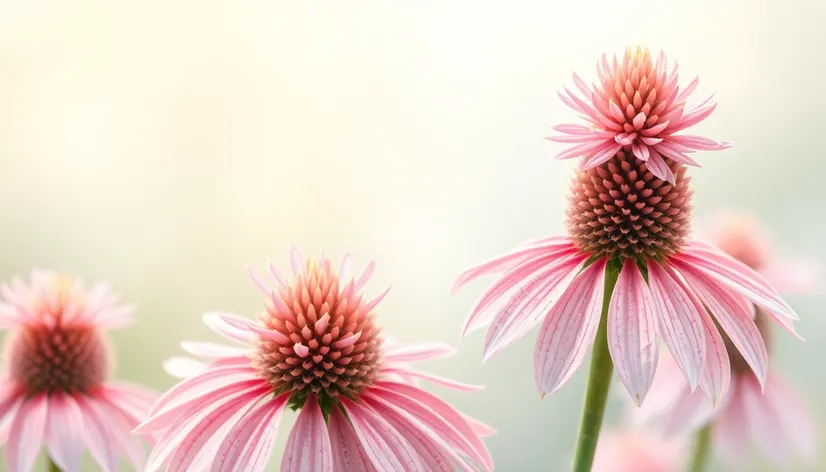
xmin=636 ymin=216 xmax=817 ymax=466
xmin=137 ymin=249 xmax=494 ymax=472
xmin=0 ymin=270 xmax=158 ymax=472
xmin=454 ymin=152 xmax=799 ymax=405
xmin=548 ymin=46 xmax=730 ymax=184
xmin=591 ymin=429 xmax=686 ymax=472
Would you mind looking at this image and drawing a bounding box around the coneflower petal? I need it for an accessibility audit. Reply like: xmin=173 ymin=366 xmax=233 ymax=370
xmin=180 ymin=342 xmax=251 ymax=359
xmin=383 ymin=342 xmax=456 ymax=364
xmin=695 ymin=308 xmax=732 ymax=404
xmin=534 ymin=258 xmax=606 ymax=395
xmin=146 ymin=364 xmax=257 ymax=418
xmin=163 ymin=357 xmax=209 ymax=379
xmin=203 ymin=312 xmax=255 ymax=344
xmin=647 ymin=263 xmax=706 ymax=390
xmin=662 ymin=388 xmax=713 ymax=437
xmin=381 ymin=367 xmax=483 ymax=392
xmin=765 ymin=375 xmax=817 ymax=461
xmin=44 ymin=394 xmax=85 ymax=472
xmin=211 ymin=395 xmax=288 ymax=472
xmin=75 ymin=396 xmax=118 ymax=472
xmin=6 ymin=394 xmax=48 ymax=472
xmin=341 ymin=398 xmax=423 ymax=472
xmin=714 ymin=385 xmax=750 ymax=461
xmin=281 ymin=396 xmax=333 ymax=472
xmin=328 ymin=407 xmax=377 ymax=472
xmin=675 ymin=262 xmax=768 ymax=388
xmin=93 ymin=399 xmax=147 ymax=471
xmin=740 ymin=377 xmax=790 ymax=465
xmin=482 ymin=254 xmax=585 ymax=361
xmin=608 ymin=259 xmax=659 ymax=405
xmin=369 ymin=382 xmax=492 ymax=470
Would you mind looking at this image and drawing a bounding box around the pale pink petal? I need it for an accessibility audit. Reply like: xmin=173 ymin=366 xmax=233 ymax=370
xmin=383 ymin=342 xmax=456 ymax=363
xmin=290 ymin=247 xmax=304 ymax=274
xmin=608 ymin=259 xmax=659 ymax=405
xmin=212 ymin=395 xmax=289 ymax=472
xmin=147 ymin=364 xmax=258 ymax=421
xmin=136 ymin=378 xmax=264 ymax=434
xmin=44 ymin=394 xmax=85 ymax=472
xmin=361 ymin=285 xmax=392 ymax=315
xmin=461 ymin=414 xmax=497 ymax=438
xmin=381 ymin=367 xmax=483 ymax=392
xmin=714 ymin=381 xmax=750 ymax=463
xmin=328 ymin=407 xmax=378 ymax=472
xmin=534 ymin=258 xmax=606 ymax=395
xmin=482 ymin=254 xmax=585 ymax=361
xmin=168 ymin=388 xmax=270 ymax=472
xmin=765 ymin=374 xmax=816 ymax=461
xmin=371 ymin=382 xmax=493 ymax=470
xmin=740 ymin=376 xmax=790 ymax=465
xmin=461 ymin=245 xmax=579 ymax=337
xmin=365 ymin=395 xmax=477 ymax=472
xmin=696 ymin=307 xmax=732 ymax=403
xmin=662 ymin=387 xmax=714 ymax=436
xmin=164 ymin=356 xmax=210 ymax=379
xmin=98 ymin=382 xmax=157 ymax=426
xmin=647 ymin=263 xmax=705 ymax=389
xmin=203 ymin=312 xmax=256 ymax=344
xmin=144 ymin=384 xmax=270 ymax=472
xmin=451 ymin=238 xmax=574 ymax=293
xmin=645 ymin=150 xmax=675 ymax=184
xmin=74 ymin=396 xmax=118 ymax=472
xmin=181 ymin=341 xmax=251 ymax=359
xmin=281 ymin=396 xmax=333 ymax=472
xmin=355 ymin=260 xmax=376 ymax=294
xmin=340 ymin=398 xmax=424 ymax=472
xmin=675 ymin=261 xmax=768 ymax=387
xmin=6 ymin=395 xmax=48 ymax=472
xmin=677 ymin=243 xmax=798 ymax=320
xmin=88 ymin=397 xmax=148 ymax=471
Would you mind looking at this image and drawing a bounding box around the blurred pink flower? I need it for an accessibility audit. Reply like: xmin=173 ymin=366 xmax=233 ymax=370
xmin=591 ymin=429 xmax=686 ymax=472
xmin=0 ymin=270 xmax=158 ymax=472
xmin=454 ymin=152 xmax=800 ymax=405
xmin=138 ymin=249 xmax=494 ymax=472
xmin=548 ymin=46 xmax=730 ymax=184
xmin=635 ymin=215 xmax=818 ymax=466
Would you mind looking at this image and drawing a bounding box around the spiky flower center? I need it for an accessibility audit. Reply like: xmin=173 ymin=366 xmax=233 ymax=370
xmin=252 ymin=259 xmax=383 ymax=403
xmin=5 ymin=322 xmax=109 ymax=394
xmin=566 ymin=151 xmax=692 ymax=260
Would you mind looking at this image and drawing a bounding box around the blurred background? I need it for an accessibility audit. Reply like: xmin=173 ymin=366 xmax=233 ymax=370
xmin=1 ymin=0 xmax=824 ymax=470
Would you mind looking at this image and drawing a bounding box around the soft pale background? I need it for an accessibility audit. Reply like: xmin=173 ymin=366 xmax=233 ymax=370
xmin=1 ymin=0 xmax=824 ymax=470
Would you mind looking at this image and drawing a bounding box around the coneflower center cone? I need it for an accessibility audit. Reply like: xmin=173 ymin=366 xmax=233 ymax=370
xmin=252 ymin=259 xmax=383 ymax=402
xmin=566 ymin=151 xmax=692 ymax=260
xmin=5 ymin=322 xmax=109 ymax=395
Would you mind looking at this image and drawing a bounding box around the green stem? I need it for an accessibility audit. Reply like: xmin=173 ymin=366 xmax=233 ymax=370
xmin=47 ymin=457 xmax=62 ymax=472
xmin=570 ymin=261 xmax=621 ymax=472
xmin=688 ymin=424 xmax=712 ymax=472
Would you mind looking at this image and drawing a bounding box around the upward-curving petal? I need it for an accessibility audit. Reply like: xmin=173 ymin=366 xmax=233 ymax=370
xmin=534 ymin=258 xmax=607 ymax=395
xmin=607 ymin=259 xmax=659 ymax=405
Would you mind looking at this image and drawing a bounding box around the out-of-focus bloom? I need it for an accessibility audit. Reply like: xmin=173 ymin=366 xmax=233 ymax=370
xmin=636 ymin=216 xmax=818 ymax=466
xmin=455 ymin=127 xmax=800 ymax=405
xmin=548 ymin=46 xmax=730 ymax=184
xmin=0 ymin=270 xmax=158 ymax=472
xmin=137 ymin=249 xmax=494 ymax=472
xmin=591 ymin=428 xmax=686 ymax=472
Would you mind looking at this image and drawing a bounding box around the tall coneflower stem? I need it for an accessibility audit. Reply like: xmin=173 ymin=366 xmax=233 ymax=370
xmin=570 ymin=260 xmax=621 ymax=472
xmin=688 ymin=424 xmax=712 ymax=472
xmin=47 ymin=457 xmax=62 ymax=472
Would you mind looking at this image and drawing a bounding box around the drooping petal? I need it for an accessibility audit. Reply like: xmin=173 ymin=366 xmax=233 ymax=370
xmin=281 ymin=396 xmax=334 ymax=472
xmin=75 ymin=396 xmax=118 ymax=472
xmin=380 ymin=367 xmax=483 ymax=392
xmin=461 ymin=414 xmax=497 ymax=438
xmin=370 ymin=382 xmax=493 ymax=470
xmin=328 ymin=407 xmax=378 ymax=472
xmin=740 ymin=376 xmax=790 ymax=465
xmin=163 ymin=357 xmax=210 ymax=379
xmin=460 ymin=245 xmax=579 ymax=337
xmin=674 ymin=261 xmax=768 ymax=388
xmin=181 ymin=341 xmax=252 ymax=359
xmin=677 ymin=243 xmax=798 ymax=320
xmin=482 ymin=254 xmax=586 ymax=361
xmin=647 ymin=263 xmax=705 ymax=390
xmin=764 ymin=374 xmax=816 ymax=461
xmin=534 ymin=258 xmax=607 ymax=395
xmin=144 ymin=385 xmax=270 ymax=472
xmin=89 ymin=397 xmax=148 ymax=472
xmin=714 ymin=381 xmax=750 ymax=463
xmin=211 ymin=394 xmax=289 ymax=472
xmin=146 ymin=364 xmax=258 ymax=417
xmin=340 ymin=398 xmax=423 ymax=472
xmin=662 ymin=387 xmax=714 ymax=436
xmin=696 ymin=307 xmax=732 ymax=404
xmin=44 ymin=394 xmax=85 ymax=472
xmin=451 ymin=238 xmax=574 ymax=293
xmin=608 ymin=259 xmax=659 ymax=405
xmin=6 ymin=395 xmax=48 ymax=472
